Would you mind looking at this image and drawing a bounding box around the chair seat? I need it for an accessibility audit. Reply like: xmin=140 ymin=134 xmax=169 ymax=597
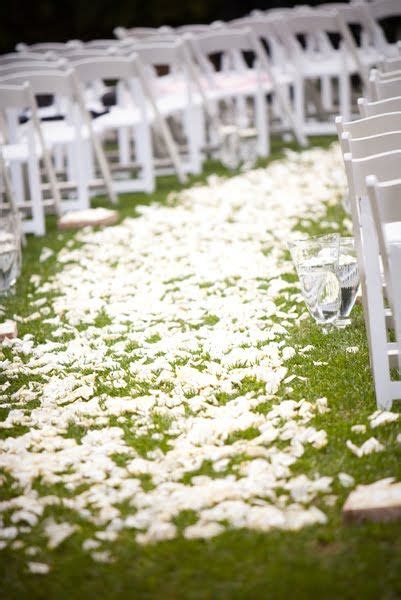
xmin=385 ymin=221 xmax=401 ymax=244
xmin=93 ymin=106 xmax=143 ymax=132
xmin=200 ymin=70 xmax=274 ymax=99
xmin=40 ymin=121 xmax=90 ymax=145
xmin=300 ymin=52 xmax=357 ymax=77
xmin=2 ymin=142 xmax=34 ymax=162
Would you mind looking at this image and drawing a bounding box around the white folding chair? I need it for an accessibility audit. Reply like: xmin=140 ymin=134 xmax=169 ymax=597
xmin=320 ymin=2 xmax=387 ymax=88
xmin=365 ymin=0 xmax=401 ymax=58
xmin=0 ymin=82 xmax=61 ymax=235
xmin=271 ymin=11 xmax=356 ymax=132
xmin=344 ymin=149 xmax=401 ymax=255
xmin=1 ymin=69 xmax=116 ymax=209
xmin=344 ymin=150 xmax=401 ymax=372
xmin=127 ymin=41 xmax=205 ymax=175
xmin=226 ymin=16 xmax=306 ymax=138
xmin=72 ymin=54 xmax=187 ymax=192
xmin=187 ymin=27 xmax=307 ymax=154
xmin=360 ymin=175 xmax=401 ymax=408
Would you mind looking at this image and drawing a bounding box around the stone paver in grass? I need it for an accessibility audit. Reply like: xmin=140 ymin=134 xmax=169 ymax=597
xmin=343 ymin=479 xmax=401 ymax=524
xmin=0 ymin=319 xmax=17 ymax=341
xmin=58 ymin=208 xmax=118 ymax=230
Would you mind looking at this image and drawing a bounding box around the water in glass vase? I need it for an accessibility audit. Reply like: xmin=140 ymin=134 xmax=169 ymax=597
xmin=0 ymin=232 xmax=19 ymax=293
xmin=338 ymin=254 xmax=360 ymax=317
xmin=298 ymin=258 xmax=340 ymax=325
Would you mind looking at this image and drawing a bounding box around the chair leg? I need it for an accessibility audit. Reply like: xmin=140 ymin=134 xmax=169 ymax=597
xmin=10 ymin=162 xmax=26 ymax=209
xmin=118 ymin=127 xmax=131 ymax=165
xmin=184 ymin=105 xmax=203 ymax=175
xmin=26 ymin=157 xmax=45 ymax=236
xmin=321 ymin=75 xmax=333 ymax=112
xmin=254 ymin=90 xmax=270 ymax=158
xmin=134 ymin=122 xmax=155 ymax=193
xmin=75 ymin=138 xmax=89 ymax=211
xmin=360 ymin=200 xmax=394 ymax=410
xmin=339 ymin=73 xmax=351 ymax=122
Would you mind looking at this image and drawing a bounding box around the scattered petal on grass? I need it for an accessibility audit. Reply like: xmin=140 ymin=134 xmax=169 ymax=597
xmin=346 ymin=437 xmax=385 ymax=458
xmin=91 ymin=551 xmax=114 ymax=564
xmin=44 ymin=519 xmax=77 ymax=549
xmin=351 ymin=425 xmax=366 ymax=434
xmin=184 ymin=521 xmax=225 ymax=540
xmin=82 ymin=539 xmax=101 ymax=551
xmin=27 ymin=562 xmax=50 ymax=575
xmin=338 ymin=473 xmax=355 ymax=488
xmin=39 ymin=247 xmax=54 ymax=263
xmin=315 ymin=397 xmax=330 ymax=414
xmin=346 ymin=347 xmax=359 ymax=354
xmin=369 ymin=411 xmax=399 ymax=429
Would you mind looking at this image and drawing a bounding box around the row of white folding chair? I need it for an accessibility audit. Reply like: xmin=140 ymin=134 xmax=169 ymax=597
xmin=335 ymin=53 xmax=401 ymax=407
xmin=263 ymin=7 xmax=374 ymax=125
xmin=62 ymin=44 xmax=199 ymax=179
xmin=114 ymin=9 xmax=364 ymax=136
xmin=344 ymin=146 xmax=401 ymax=409
xmin=207 ymin=9 xmax=369 ymax=135
xmin=117 ymin=30 xmax=307 ymax=157
xmin=85 ymin=33 xmax=268 ymax=160
xmin=65 ymin=29 xmax=307 ymax=165
xmin=111 ymin=9 xmax=360 ymax=138
xmin=18 ymin=43 xmax=199 ymax=180
xmin=3 ymin=52 xmax=190 ymax=193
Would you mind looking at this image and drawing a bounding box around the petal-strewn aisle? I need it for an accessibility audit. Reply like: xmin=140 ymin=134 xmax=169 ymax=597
xmin=1 ymin=146 xmax=349 ymax=561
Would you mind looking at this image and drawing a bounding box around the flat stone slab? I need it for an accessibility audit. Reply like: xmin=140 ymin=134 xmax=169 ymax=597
xmin=0 ymin=320 xmax=17 ymax=341
xmin=343 ymin=479 xmax=401 ymax=524
xmin=58 ymin=208 xmax=118 ymax=230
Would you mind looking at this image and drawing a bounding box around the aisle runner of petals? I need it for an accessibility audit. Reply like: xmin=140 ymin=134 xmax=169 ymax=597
xmin=1 ymin=146 xmax=349 ymax=562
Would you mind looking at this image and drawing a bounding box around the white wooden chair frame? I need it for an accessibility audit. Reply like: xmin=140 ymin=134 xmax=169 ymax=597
xmin=187 ymin=27 xmax=307 ymax=153
xmin=0 ymin=82 xmax=61 ymax=234
xmin=73 ymin=54 xmax=188 ymax=189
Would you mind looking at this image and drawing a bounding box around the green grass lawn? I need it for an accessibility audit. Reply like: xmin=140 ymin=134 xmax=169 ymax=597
xmin=1 ymin=137 xmax=400 ymax=600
